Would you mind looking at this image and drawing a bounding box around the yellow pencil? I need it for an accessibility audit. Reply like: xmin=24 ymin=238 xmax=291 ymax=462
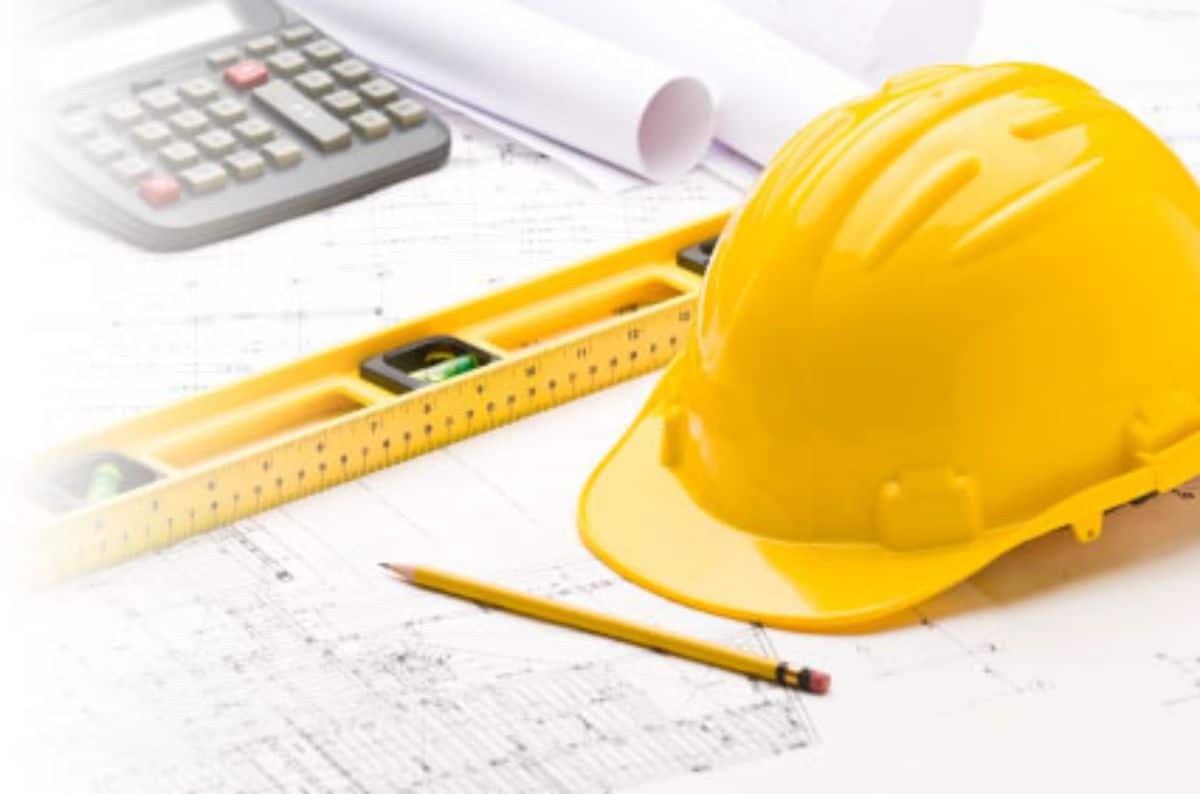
xmin=380 ymin=562 xmax=831 ymax=694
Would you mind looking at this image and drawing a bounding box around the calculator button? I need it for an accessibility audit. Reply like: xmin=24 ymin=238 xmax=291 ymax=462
xmin=303 ymin=39 xmax=343 ymax=65
xmin=180 ymin=162 xmax=227 ymax=194
xmin=350 ymin=109 xmax=390 ymax=140
xmin=207 ymin=47 xmax=239 ymax=69
xmin=245 ymin=35 xmax=280 ymax=56
xmin=233 ymin=118 xmax=275 ymax=145
xmin=385 ymin=98 xmax=427 ymax=128
xmin=59 ymin=115 xmax=97 ymax=140
xmin=263 ymin=138 xmax=303 ymax=169
xmin=331 ymin=58 xmax=371 ymax=85
xmin=159 ymin=141 xmax=200 ymax=169
xmin=110 ymin=155 xmax=151 ymax=184
xmin=104 ymin=100 xmax=145 ymax=127
xmin=254 ymin=80 xmax=351 ymax=152
xmin=280 ymin=24 xmax=316 ymax=45
xmin=294 ymin=70 xmax=335 ymax=97
xmin=322 ymin=89 xmax=363 ymax=118
xmin=139 ymin=87 xmax=182 ymax=115
xmin=180 ymin=78 xmax=219 ymax=105
xmin=84 ymin=136 xmax=124 ymax=163
xmin=196 ymin=129 xmax=237 ymax=157
xmin=168 ymin=108 xmax=209 ymax=136
xmin=224 ymin=59 xmax=270 ymax=90
xmin=224 ymin=150 xmax=266 ymax=181
xmin=359 ymin=78 xmax=399 ymax=105
xmin=138 ymin=174 xmax=181 ymax=207
xmin=131 ymin=120 xmax=171 ymax=148
xmin=266 ymin=50 xmax=307 ymax=77
xmin=207 ymin=97 xmax=247 ymax=124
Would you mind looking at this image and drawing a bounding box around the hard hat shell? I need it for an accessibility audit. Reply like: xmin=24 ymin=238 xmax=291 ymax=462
xmin=579 ymin=63 xmax=1200 ymax=630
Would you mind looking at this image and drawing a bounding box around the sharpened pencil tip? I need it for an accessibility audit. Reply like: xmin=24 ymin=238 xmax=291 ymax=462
xmin=378 ymin=562 xmax=415 ymax=580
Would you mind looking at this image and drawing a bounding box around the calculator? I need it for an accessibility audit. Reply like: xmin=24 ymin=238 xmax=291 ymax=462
xmin=28 ymin=0 xmax=451 ymax=251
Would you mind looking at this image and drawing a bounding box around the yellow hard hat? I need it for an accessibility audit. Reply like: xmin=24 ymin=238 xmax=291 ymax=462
xmin=579 ymin=63 xmax=1200 ymax=631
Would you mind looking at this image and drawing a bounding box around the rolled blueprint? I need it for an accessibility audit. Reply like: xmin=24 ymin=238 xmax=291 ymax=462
xmin=719 ymin=0 xmax=984 ymax=83
xmin=516 ymin=0 xmax=867 ymax=165
xmin=285 ymin=0 xmax=715 ymax=182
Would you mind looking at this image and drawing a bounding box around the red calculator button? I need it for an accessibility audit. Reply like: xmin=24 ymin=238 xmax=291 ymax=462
xmin=224 ymin=59 xmax=269 ymax=90
xmin=139 ymin=174 xmax=181 ymax=207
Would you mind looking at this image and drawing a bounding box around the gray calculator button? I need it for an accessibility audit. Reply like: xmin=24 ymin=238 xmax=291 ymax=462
xmin=139 ymin=87 xmax=182 ymax=115
xmin=110 ymin=155 xmax=151 ymax=183
xmin=280 ymin=24 xmax=316 ymax=45
xmin=169 ymin=108 xmax=210 ymax=135
xmin=350 ymin=108 xmax=390 ymax=140
xmin=207 ymin=46 xmax=240 ymax=69
xmin=331 ymin=58 xmax=371 ymax=85
xmin=263 ymin=138 xmax=303 ymax=169
xmin=104 ymin=100 xmax=145 ymax=126
xmin=254 ymin=80 xmax=351 ymax=152
xmin=233 ymin=117 xmax=275 ymax=144
xmin=207 ymin=97 xmax=247 ymax=124
xmin=224 ymin=150 xmax=266 ymax=180
xmin=303 ymin=39 xmax=343 ymax=65
xmin=84 ymin=136 xmax=124 ymax=163
xmin=359 ymin=78 xmax=399 ymax=105
xmin=180 ymin=161 xmax=228 ymax=194
xmin=266 ymin=50 xmax=307 ymax=77
xmin=386 ymin=98 xmax=427 ymax=128
xmin=246 ymin=35 xmax=279 ymax=56
xmin=59 ymin=115 xmax=97 ymax=140
xmin=196 ymin=128 xmax=237 ymax=157
xmin=322 ymin=89 xmax=363 ymax=118
xmin=294 ymin=70 xmax=335 ymax=97
xmin=159 ymin=141 xmax=200 ymax=169
xmin=131 ymin=120 xmax=171 ymax=148
xmin=180 ymin=78 xmax=219 ymax=105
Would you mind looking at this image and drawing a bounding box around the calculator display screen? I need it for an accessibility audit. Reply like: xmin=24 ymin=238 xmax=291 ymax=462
xmin=43 ymin=1 xmax=246 ymax=91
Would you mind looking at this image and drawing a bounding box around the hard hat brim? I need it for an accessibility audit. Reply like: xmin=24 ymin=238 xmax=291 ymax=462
xmin=579 ymin=371 xmax=1045 ymax=631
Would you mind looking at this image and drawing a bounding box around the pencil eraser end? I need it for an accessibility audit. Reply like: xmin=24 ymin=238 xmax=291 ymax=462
xmin=806 ymin=669 xmax=832 ymax=695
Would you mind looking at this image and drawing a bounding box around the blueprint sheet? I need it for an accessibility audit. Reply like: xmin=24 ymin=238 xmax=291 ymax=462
xmin=6 ymin=7 xmax=1200 ymax=791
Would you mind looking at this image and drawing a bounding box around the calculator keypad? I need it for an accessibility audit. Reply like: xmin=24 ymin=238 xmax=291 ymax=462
xmin=54 ymin=24 xmax=431 ymax=210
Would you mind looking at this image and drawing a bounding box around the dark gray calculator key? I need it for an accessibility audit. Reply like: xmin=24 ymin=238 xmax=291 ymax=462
xmin=59 ymin=115 xmax=98 ymax=140
xmin=180 ymin=162 xmax=228 ymax=194
xmin=132 ymin=120 xmax=172 ymax=148
xmin=294 ymin=70 xmax=335 ymax=97
xmin=246 ymin=35 xmax=280 ymax=56
xmin=323 ymin=89 xmax=363 ymax=118
xmin=85 ymin=136 xmax=125 ymax=163
xmin=224 ymin=150 xmax=266 ymax=181
xmin=303 ymin=39 xmax=343 ymax=65
xmin=359 ymin=78 xmax=399 ymax=105
xmin=280 ymin=24 xmax=316 ymax=45
xmin=331 ymin=58 xmax=371 ymax=85
xmin=207 ymin=46 xmax=239 ymax=69
xmin=253 ymin=80 xmax=351 ymax=152
xmin=159 ymin=141 xmax=200 ymax=169
xmin=111 ymin=155 xmax=151 ymax=184
xmin=266 ymin=50 xmax=307 ymax=77
xmin=139 ymin=87 xmax=182 ymax=115
xmin=105 ymin=100 xmax=145 ymax=127
xmin=207 ymin=98 xmax=247 ymax=124
xmin=233 ymin=117 xmax=275 ymax=145
xmin=180 ymin=78 xmax=219 ymax=105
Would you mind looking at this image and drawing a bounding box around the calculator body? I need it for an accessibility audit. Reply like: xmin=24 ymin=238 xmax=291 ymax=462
xmin=29 ymin=0 xmax=451 ymax=251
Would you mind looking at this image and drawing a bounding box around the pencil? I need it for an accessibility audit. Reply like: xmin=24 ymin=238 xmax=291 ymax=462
xmin=380 ymin=562 xmax=831 ymax=694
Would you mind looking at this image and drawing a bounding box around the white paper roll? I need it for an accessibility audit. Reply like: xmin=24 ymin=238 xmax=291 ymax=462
xmin=516 ymin=0 xmax=867 ymax=165
xmin=719 ymin=0 xmax=984 ymax=83
xmin=286 ymin=0 xmax=716 ymax=182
